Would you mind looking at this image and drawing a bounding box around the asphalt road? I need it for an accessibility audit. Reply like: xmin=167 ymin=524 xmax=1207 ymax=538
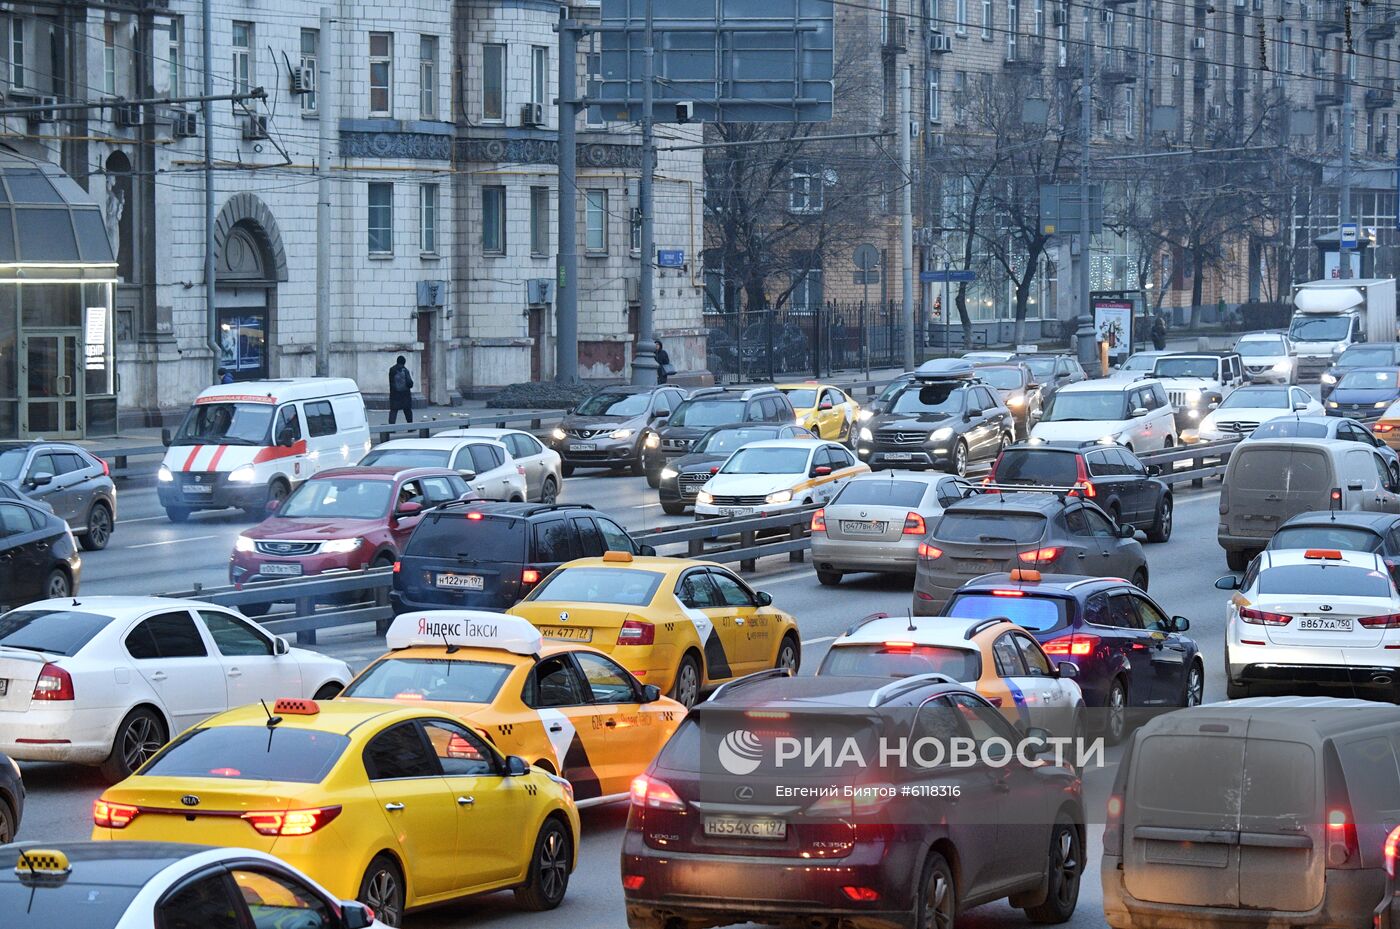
xmin=19 ymin=468 xmax=1234 ymax=929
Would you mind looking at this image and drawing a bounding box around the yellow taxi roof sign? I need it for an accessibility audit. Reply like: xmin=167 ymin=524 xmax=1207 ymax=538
xmin=16 ymin=849 xmax=71 ymax=879
xmin=386 ymin=611 xmax=542 ymax=655
xmin=603 ymin=550 xmax=634 ymax=563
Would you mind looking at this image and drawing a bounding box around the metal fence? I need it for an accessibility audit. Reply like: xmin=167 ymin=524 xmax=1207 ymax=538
xmin=705 ymin=303 xmax=908 ymax=382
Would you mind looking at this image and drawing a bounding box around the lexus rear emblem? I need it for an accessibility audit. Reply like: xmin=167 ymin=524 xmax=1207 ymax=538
xmin=1319 ymin=604 xmax=1333 ymax=612
xmin=180 ymin=795 xmax=200 ymax=807
xmin=558 ymin=611 xmax=570 ymax=622
xmin=735 ymin=785 xmax=754 ymax=800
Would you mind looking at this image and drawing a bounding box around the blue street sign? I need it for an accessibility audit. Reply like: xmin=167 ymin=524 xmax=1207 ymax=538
xmin=920 ymin=269 xmax=977 ymax=283
xmin=1340 ymin=223 xmax=1359 ymax=249
xmin=657 ymin=249 xmax=686 ymax=268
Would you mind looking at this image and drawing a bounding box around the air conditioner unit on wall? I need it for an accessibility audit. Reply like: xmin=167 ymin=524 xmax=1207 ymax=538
xmin=521 ymin=102 xmax=544 ymax=126
xmin=241 ymin=114 xmax=269 ymax=140
xmin=626 ymin=277 xmax=641 ymax=303
xmin=172 ymin=111 xmax=198 ymax=138
xmin=22 ymin=95 xmax=59 ymax=124
xmin=290 ymin=66 xmax=315 ymax=95
xmin=114 ymin=102 xmax=143 ymax=128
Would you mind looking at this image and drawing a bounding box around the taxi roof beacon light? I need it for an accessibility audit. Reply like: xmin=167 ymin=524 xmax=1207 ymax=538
xmin=387 ymin=610 xmax=545 ymax=656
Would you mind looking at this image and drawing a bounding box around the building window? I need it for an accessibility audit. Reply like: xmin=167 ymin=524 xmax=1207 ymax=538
xmin=1124 ymin=86 xmax=1135 ymax=137
xmin=955 ymin=0 xmax=967 ymax=33
xmin=954 ymin=70 xmax=967 ymax=119
xmin=482 ymin=185 xmax=506 ymax=255
xmin=928 ymin=70 xmax=941 ymax=121
xmin=167 ymin=20 xmax=184 ymax=97
xmin=585 ymin=189 xmax=608 ymax=253
xmin=232 ymin=21 xmax=253 ymax=100
xmin=9 ymin=17 xmax=23 ymax=89
xmin=530 ymin=186 xmax=551 ymax=257
xmin=789 ymin=163 xmax=824 ymax=213
xmin=369 ymin=32 xmax=392 ymax=116
xmin=981 ymin=0 xmax=992 ymax=39
xmin=790 ymin=261 xmax=823 ymax=312
xmin=299 ymin=29 xmax=318 ymax=115
xmin=531 ymin=46 xmax=547 ymax=108
xmin=419 ymin=35 xmax=437 ymax=119
xmin=1034 ymin=0 xmax=1044 ymax=35
xmin=367 ymin=183 xmax=393 ymax=255
xmin=419 ymin=183 xmax=438 ymax=255
xmin=586 ymin=50 xmax=604 ymax=126
xmin=1007 ymin=0 xmax=1018 ymax=58
xmin=103 ymin=22 xmax=117 ymax=95
xmin=482 ymin=43 xmax=505 ymax=122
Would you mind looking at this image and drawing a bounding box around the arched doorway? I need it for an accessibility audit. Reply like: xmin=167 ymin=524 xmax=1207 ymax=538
xmin=213 ymin=194 xmax=286 ymax=381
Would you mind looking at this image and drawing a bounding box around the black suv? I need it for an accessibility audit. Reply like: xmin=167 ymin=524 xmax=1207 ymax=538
xmin=643 ymin=387 xmax=797 ymax=487
xmin=623 ymin=673 xmax=1085 ymax=929
xmin=391 ymin=501 xmax=654 ymax=612
xmin=657 ymin=422 xmax=813 ymax=515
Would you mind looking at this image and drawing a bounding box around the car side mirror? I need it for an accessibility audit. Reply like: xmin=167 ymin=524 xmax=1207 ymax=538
xmin=161 ymin=427 xmax=173 ymax=447
xmin=1118 ymin=524 xmax=1136 ymax=538
xmin=754 ymin=590 xmax=773 ymax=607
xmin=1294 ymin=402 xmax=1310 ymax=411
xmin=1023 ymin=726 xmax=1056 ymax=754
xmin=812 ymin=465 xmax=832 ymax=477
xmin=819 ymin=401 xmax=834 ymax=410
xmin=505 ymin=755 xmax=530 ymax=776
xmin=264 ymin=498 xmax=281 ymax=514
xmin=965 ymin=408 xmax=984 ymax=420
xmin=396 ymin=500 xmax=424 ymax=518
xmin=341 ymin=901 xmax=375 ymax=929
xmin=638 ymin=543 xmax=657 ymax=556
xmin=640 ymin=684 xmax=662 ymax=703
xmin=1146 ymin=464 xmax=1162 ymax=476
xmin=1056 ymin=661 xmax=1079 ymax=680
xmin=1131 ymin=407 xmax=1149 ymax=418
xmin=27 ymin=472 xmax=52 ymax=487
xmin=274 ymin=636 xmax=290 ymax=656
xmin=655 ymin=407 xmax=670 ymax=418
xmin=457 ymin=468 xmax=477 ymax=481
xmin=1170 ymin=616 xmax=1191 ymax=633
xmin=1215 ymin=575 xmax=1240 ymax=590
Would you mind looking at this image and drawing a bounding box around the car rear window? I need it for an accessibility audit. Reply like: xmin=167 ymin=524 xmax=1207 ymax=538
xmin=1258 ymin=564 xmax=1393 ymax=597
xmin=0 ymin=610 xmax=111 ymax=656
xmin=994 ymin=449 xmax=1079 ymax=485
xmin=655 ymin=713 xmax=880 ymax=778
xmin=360 ymin=448 xmax=452 ymax=469
xmin=1250 ymin=420 xmax=1329 ymax=439
xmin=832 ymin=480 xmax=929 ymax=508
xmin=343 ymin=657 xmax=514 ymax=704
xmin=144 ymin=726 xmax=349 ymax=783
xmin=1232 ymin=448 xmax=1330 ymax=493
xmin=818 ymin=643 xmax=981 ymax=681
xmin=1269 ymin=526 xmax=1384 ymax=553
xmin=0 ymin=880 xmax=139 ymax=928
xmin=526 ymin=567 xmax=664 ymax=606
xmin=407 ymin=512 xmax=527 ymax=560
xmin=670 ymin=399 xmax=745 ymax=428
xmin=945 ymin=593 xmax=1068 ymax=632
xmin=934 ymin=511 xmax=1046 ymax=544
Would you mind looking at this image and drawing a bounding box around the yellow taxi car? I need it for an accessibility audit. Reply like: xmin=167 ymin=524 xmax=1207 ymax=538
xmin=340 ymin=611 xmax=685 ymax=805
xmin=91 ymin=698 xmax=579 ymax=927
xmin=776 ymin=382 xmax=861 ymax=441
xmin=1376 ymin=399 xmax=1400 ymax=451
xmin=508 ymin=552 xmax=801 ymax=707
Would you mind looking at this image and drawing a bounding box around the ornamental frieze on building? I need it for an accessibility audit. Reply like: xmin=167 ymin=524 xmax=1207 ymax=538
xmin=456 ymin=138 xmax=642 ymax=168
xmin=340 ymin=130 xmax=454 ymax=161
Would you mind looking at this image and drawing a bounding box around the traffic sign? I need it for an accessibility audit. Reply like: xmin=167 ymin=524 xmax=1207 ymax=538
xmin=921 ymin=269 xmax=977 ymax=283
xmin=1340 ymin=223 xmax=1359 ymax=249
xmin=853 ymin=243 xmax=881 ymax=271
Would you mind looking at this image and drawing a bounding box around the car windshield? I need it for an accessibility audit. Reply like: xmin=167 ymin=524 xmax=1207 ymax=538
xmin=1337 ymin=370 xmax=1398 ymax=390
xmin=1019 ymin=357 xmax=1058 ymax=377
xmin=1220 ymin=387 xmax=1290 ymax=409
xmin=670 ymin=399 xmax=745 ymax=428
xmin=279 ymin=478 xmax=393 ymax=520
xmin=818 ymin=643 xmax=981 ymax=681
xmin=696 ymin=427 xmax=780 ymax=454
xmin=360 ymin=447 xmax=452 ymax=469
xmin=1339 ymin=347 xmax=1398 ymax=367
xmin=783 ymin=389 xmax=818 ymax=408
xmin=1269 ymin=526 xmax=1384 ymax=554
xmin=143 ymin=726 xmax=350 ymax=783
xmin=1250 ymin=420 xmax=1330 ymax=439
xmin=833 ymin=479 xmax=929 ymax=507
xmin=934 ymin=511 xmax=1047 ymax=543
xmin=526 ymin=567 xmax=664 ymax=606
xmin=574 ymin=392 xmax=651 ymax=417
xmin=890 ymin=382 xmax=964 ymax=415
xmin=1119 ymin=354 xmax=1159 ymax=371
xmin=994 ymin=449 xmax=1080 ymax=485
xmin=1043 ymin=391 xmax=1128 ymax=422
xmin=1237 ymin=340 xmax=1286 ymax=357
xmin=344 ymin=657 xmax=514 ymax=703
xmin=1258 ymin=564 xmax=1393 ymax=598
xmin=0 ymin=448 xmax=26 ymax=481
xmin=720 ymin=447 xmax=810 ymax=474
xmin=1290 ymin=315 xmax=1352 ymax=342
xmin=877 ymin=377 xmax=914 ymax=402
xmin=977 ymin=367 xmax=1024 ymax=390
xmin=945 ymin=593 xmax=1069 ymax=632
xmin=173 ymin=401 xmax=274 ymax=446
xmin=0 ymin=609 xmax=111 ymax=656
xmin=1153 ymin=357 xmax=1219 ymax=378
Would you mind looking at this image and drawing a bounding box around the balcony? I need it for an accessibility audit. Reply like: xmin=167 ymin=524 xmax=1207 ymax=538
xmin=882 ymin=14 xmax=907 ymax=53
xmin=1005 ymin=40 xmax=1045 ymax=72
xmin=1314 ymin=76 xmax=1344 ymax=107
xmin=1314 ymin=0 xmax=1345 ymax=36
xmin=1364 ymin=10 xmax=1397 ymax=39
xmin=1102 ymin=48 xmax=1139 ymax=84
xmin=1366 ymin=77 xmax=1395 ymax=108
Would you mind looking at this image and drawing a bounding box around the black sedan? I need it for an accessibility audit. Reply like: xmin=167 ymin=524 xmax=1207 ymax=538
xmin=0 ymin=754 xmax=21 ymax=843
xmin=657 ymin=423 xmax=813 ymax=515
xmin=0 ymin=498 xmax=80 ymax=611
xmin=1325 ymin=366 xmax=1400 ymax=419
xmin=1266 ymin=510 xmax=1400 ymax=584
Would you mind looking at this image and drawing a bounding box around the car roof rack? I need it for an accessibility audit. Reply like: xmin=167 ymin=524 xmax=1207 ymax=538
xmin=963 ymin=617 xmax=1012 ymax=639
xmin=868 ymin=673 xmax=961 ymax=707
xmin=738 ymin=385 xmax=782 ymax=400
xmin=972 ymin=482 xmax=1077 ymax=498
xmin=842 ymin=611 xmax=897 ymax=636
xmin=707 ymin=667 xmax=794 ymax=702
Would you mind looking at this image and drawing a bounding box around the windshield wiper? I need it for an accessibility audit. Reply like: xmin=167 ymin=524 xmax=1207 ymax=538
xmin=0 ymin=643 xmax=53 ymax=653
xmin=978 ymin=535 xmax=1019 ymax=543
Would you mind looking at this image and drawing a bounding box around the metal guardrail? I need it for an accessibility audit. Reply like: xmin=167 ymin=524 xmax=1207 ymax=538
xmin=1138 ymin=438 xmax=1240 ymax=489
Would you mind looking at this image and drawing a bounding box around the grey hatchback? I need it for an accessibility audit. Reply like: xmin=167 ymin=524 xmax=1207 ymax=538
xmin=913 ymin=491 xmax=1147 ymax=613
xmin=0 ymin=442 xmax=115 ymax=550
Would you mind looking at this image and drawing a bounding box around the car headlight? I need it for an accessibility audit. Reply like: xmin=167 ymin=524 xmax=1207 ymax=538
xmin=320 ymin=537 xmax=364 ymax=555
xmin=857 ymin=410 xmax=873 ymax=422
xmin=1272 ymin=360 xmax=1291 ymax=373
xmin=1322 ymin=373 xmax=1338 ymax=385
xmin=1185 ymin=389 xmax=1203 ymax=405
xmin=660 ymin=467 xmax=679 ymax=480
xmin=696 ymin=491 xmax=714 ymax=505
xmin=234 ymin=536 xmax=256 ymax=553
xmin=157 ymin=465 xmax=173 ymax=482
xmin=929 ymin=427 xmax=954 ymax=442
xmin=228 ymin=465 xmax=256 ymax=483
xmin=1328 ymin=400 xmax=1340 ymax=408
xmin=1098 ymin=434 xmax=1120 ymax=445
xmin=551 ymin=427 xmax=567 ymax=441
xmin=1007 ymin=395 xmax=1025 ymax=408
xmin=766 ymin=489 xmax=794 ymax=504
xmin=1378 ymin=401 xmax=1390 ymax=409
xmin=645 ymin=432 xmax=661 ymax=448
xmin=610 ymin=428 xmax=635 ymax=440
xmin=859 ymin=427 xmax=873 ymax=441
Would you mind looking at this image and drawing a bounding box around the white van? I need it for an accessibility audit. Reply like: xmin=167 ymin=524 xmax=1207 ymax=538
xmin=157 ymin=378 xmax=370 ymax=522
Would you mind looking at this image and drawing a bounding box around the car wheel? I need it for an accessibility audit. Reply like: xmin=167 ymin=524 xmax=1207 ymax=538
xmin=261 ymin=479 xmax=290 ymax=518
xmin=669 ymin=653 xmax=702 ymax=708
xmin=645 ymin=469 xmax=662 ymax=490
xmin=660 ymin=500 xmax=687 ymax=516
xmin=1104 ymin=678 xmax=1129 ymax=746
xmin=1131 ymin=568 xmax=1149 ymax=591
xmin=358 ymin=855 xmax=405 ymax=928
xmin=915 ymin=850 xmax=956 ymax=929
xmin=561 ymin=462 xmax=575 ymax=478
xmin=1163 ymin=435 xmax=1175 ymax=449
xmin=1146 ymin=496 xmax=1173 ymax=543
xmin=1001 ymin=431 xmax=1015 ymax=452
xmin=1225 ymin=548 xmax=1248 ymax=572
xmin=44 ymin=569 xmax=70 ymax=600
xmin=952 ymin=441 xmax=969 ymax=477
xmin=81 ymin=502 xmax=113 ymax=551
xmin=514 ymin=818 xmax=571 ymax=911
xmin=165 ymin=506 xmax=191 ymax=524
xmin=776 ymin=633 xmax=800 ymax=673
xmin=1181 ymin=660 xmax=1205 ymax=707
xmin=100 ymin=708 xmax=168 ymax=783
xmin=540 ymin=476 xmax=559 ymax=505
xmin=1390 ymin=463 xmax=1399 ymax=487
xmin=0 ymin=798 xmax=13 ymax=844
xmin=313 ymin=682 xmax=343 ymax=700
xmin=816 ymin=569 xmax=842 ymax=586
xmin=1024 ymin=814 xmax=1083 ymax=923
xmin=631 ymin=442 xmax=650 ymax=476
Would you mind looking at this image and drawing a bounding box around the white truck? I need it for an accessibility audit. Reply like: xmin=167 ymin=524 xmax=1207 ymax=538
xmin=1287 ymin=278 xmax=1398 ymax=381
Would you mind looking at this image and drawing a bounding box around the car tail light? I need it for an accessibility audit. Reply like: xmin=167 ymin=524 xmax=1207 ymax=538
xmin=1043 ymin=634 xmax=1098 ymax=656
xmin=903 ymin=512 xmax=926 ymax=535
xmin=882 ymin=640 xmax=915 ymax=652
xmin=988 ymin=450 xmax=1005 ymax=481
xmin=811 ymin=783 xmax=892 ymax=817
xmin=618 ymin=619 xmax=655 ymax=646
xmin=630 ymin=774 xmax=684 ymax=810
xmin=1331 ymin=487 xmax=1343 ymax=510
xmin=1359 ymin=613 xmax=1400 ymax=629
xmin=96 ymin=457 xmax=110 ymax=477
xmin=990 ymin=588 xmax=1026 ymax=597
xmin=521 ymin=568 xmax=542 ymax=585
xmin=1327 ymin=808 xmax=1359 ymax=866
xmin=1376 ymin=423 xmax=1397 ymax=435
xmin=622 ymin=875 xmax=646 ymax=891
xmin=242 ymin=806 xmax=342 ymax=837
xmin=92 ymin=800 xmax=139 ymax=829
xmin=1240 ymin=607 xmax=1292 ymax=626
xmin=1104 ymin=793 xmax=1125 ymax=856
xmin=841 ymin=887 xmax=881 ymax=902
xmin=392 ymin=561 xmax=401 ymax=573
xmin=32 ymin=664 xmax=74 ymax=701
xmin=517 ymin=465 xmax=526 ymax=476
xmin=1065 ymin=456 xmax=1096 ymax=498
xmin=917 ymin=542 xmax=942 ymax=559
xmin=1304 ymin=549 xmax=1344 ymax=560
xmin=710 ymin=466 xmax=720 ymax=475
xmin=466 ymin=512 xmax=484 ymax=521
xmin=1018 ymin=547 xmax=1062 ymax=565
xmin=1385 ymin=825 xmax=1400 ymax=877
xmin=810 ymin=508 xmax=827 ymax=533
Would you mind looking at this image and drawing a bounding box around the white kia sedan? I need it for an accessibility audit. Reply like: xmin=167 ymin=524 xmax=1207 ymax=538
xmin=694 ymin=439 xmax=869 ymax=518
xmin=0 ymin=597 xmax=350 ymax=781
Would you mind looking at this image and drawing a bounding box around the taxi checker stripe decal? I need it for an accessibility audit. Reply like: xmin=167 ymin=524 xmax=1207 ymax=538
xmin=679 ymin=606 xmax=731 ymax=681
xmin=790 ymin=465 xmax=868 ymax=495
xmin=537 ymin=708 xmax=602 ymax=802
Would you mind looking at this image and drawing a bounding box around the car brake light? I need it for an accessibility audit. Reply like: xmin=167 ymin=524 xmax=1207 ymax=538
xmin=622 ymin=875 xmax=646 ymax=891
xmin=1304 ymin=549 xmax=1344 ymax=560
xmin=810 ymin=508 xmax=827 ymax=533
xmin=93 ymin=800 xmax=140 ymax=829
xmin=1327 ymin=808 xmax=1359 ymax=866
xmin=618 ymin=619 xmax=655 ymax=645
xmin=1376 ymin=423 xmax=1397 ymax=434
xmin=96 ymin=457 xmax=110 ymax=477
xmin=1043 ymin=634 xmax=1098 ymax=656
xmin=466 ymin=512 xmax=484 ymax=521
xmin=841 ymin=886 xmax=881 ymax=902
xmin=630 ymin=774 xmax=684 ymax=810
xmin=917 ymin=543 xmax=942 ymax=559
xmin=1018 ymin=547 xmax=1062 ymax=565
xmin=1386 ymin=825 xmax=1400 ymax=877
xmin=392 ymin=561 xmax=401 ymax=573
xmin=32 ymin=664 xmax=74 ymax=701
xmin=1240 ymin=607 xmax=1292 ymax=626
xmin=1104 ymin=793 xmax=1125 ymax=856
xmin=1331 ymin=487 xmax=1343 ymax=510
xmin=990 ymin=588 xmax=1025 ymax=597
xmin=903 ymin=512 xmax=926 ymax=535
xmin=882 ymin=640 xmax=915 ymax=652
xmin=521 ymin=568 xmax=542 ymax=584
xmin=242 ymin=806 xmax=342 ymax=837
xmin=1358 ymin=613 xmax=1400 ymax=629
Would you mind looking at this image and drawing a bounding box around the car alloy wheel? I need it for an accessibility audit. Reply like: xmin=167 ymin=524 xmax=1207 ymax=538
xmin=45 ymin=570 xmax=70 ymax=599
xmin=541 ymin=477 xmax=559 ymax=505
xmin=362 ymin=862 xmax=403 ymax=927
xmin=85 ymin=504 xmax=112 ymax=550
xmin=538 ymin=824 xmax=569 ymax=904
xmin=0 ymin=801 xmax=12 ymax=844
xmin=953 ymin=442 xmax=968 ymax=477
xmin=120 ymin=713 xmax=165 ymax=773
xmin=1184 ymin=662 xmax=1204 ymax=707
xmin=776 ymin=636 xmax=799 ymax=672
xmin=919 ymin=854 xmax=955 ymax=929
xmin=1106 ymin=679 xmax=1128 ymax=744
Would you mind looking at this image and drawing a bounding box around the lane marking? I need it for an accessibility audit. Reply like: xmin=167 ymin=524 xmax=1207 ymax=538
xmin=118 ymin=514 xmax=177 ymax=525
xmin=127 ymin=534 xmax=221 ymax=549
xmin=801 ymin=635 xmax=835 ymax=645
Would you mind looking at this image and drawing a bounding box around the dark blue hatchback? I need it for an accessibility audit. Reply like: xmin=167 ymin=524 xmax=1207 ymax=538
xmin=944 ymin=573 xmax=1203 ymax=744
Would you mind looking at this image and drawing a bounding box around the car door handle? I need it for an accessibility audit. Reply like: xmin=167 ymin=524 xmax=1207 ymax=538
xmin=734 ymin=617 xmax=745 ymax=625
xmin=150 ymin=671 xmax=167 ymax=682
xmin=457 ymin=796 xmax=474 ymax=806
xmin=227 ymin=668 xmax=242 ymax=677
xmin=384 ymin=802 xmax=405 ymax=811
xmin=605 ymin=719 xmax=617 ymax=728
xmin=548 ymin=723 xmax=563 ymax=732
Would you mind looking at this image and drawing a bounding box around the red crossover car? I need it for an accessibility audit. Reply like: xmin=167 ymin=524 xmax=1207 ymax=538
xmin=228 ymin=466 xmax=475 ymax=589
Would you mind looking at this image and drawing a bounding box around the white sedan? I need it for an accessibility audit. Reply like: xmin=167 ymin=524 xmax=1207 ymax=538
xmin=1192 ymin=385 xmax=1322 ymax=442
xmin=0 ymin=596 xmax=350 ymax=781
xmin=0 ymin=842 xmax=384 ymax=929
xmin=1217 ymin=548 xmax=1400 ymax=700
xmin=694 ymin=439 xmax=869 ymax=518
xmin=437 ymin=427 xmax=564 ymax=503
xmin=359 ymin=436 xmax=528 ymax=501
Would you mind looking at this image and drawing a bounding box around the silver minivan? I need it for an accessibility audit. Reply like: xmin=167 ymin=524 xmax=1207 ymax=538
xmin=1218 ymin=438 xmax=1400 ymax=570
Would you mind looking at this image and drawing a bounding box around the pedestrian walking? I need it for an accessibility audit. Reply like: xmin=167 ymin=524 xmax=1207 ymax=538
xmin=1150 ymin=314 xmax=1168 ymax=351
xmin=654 ymin=339 xmax=673 ymax=384
xmin=388 ymin=355 xmax=415 ymax=424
